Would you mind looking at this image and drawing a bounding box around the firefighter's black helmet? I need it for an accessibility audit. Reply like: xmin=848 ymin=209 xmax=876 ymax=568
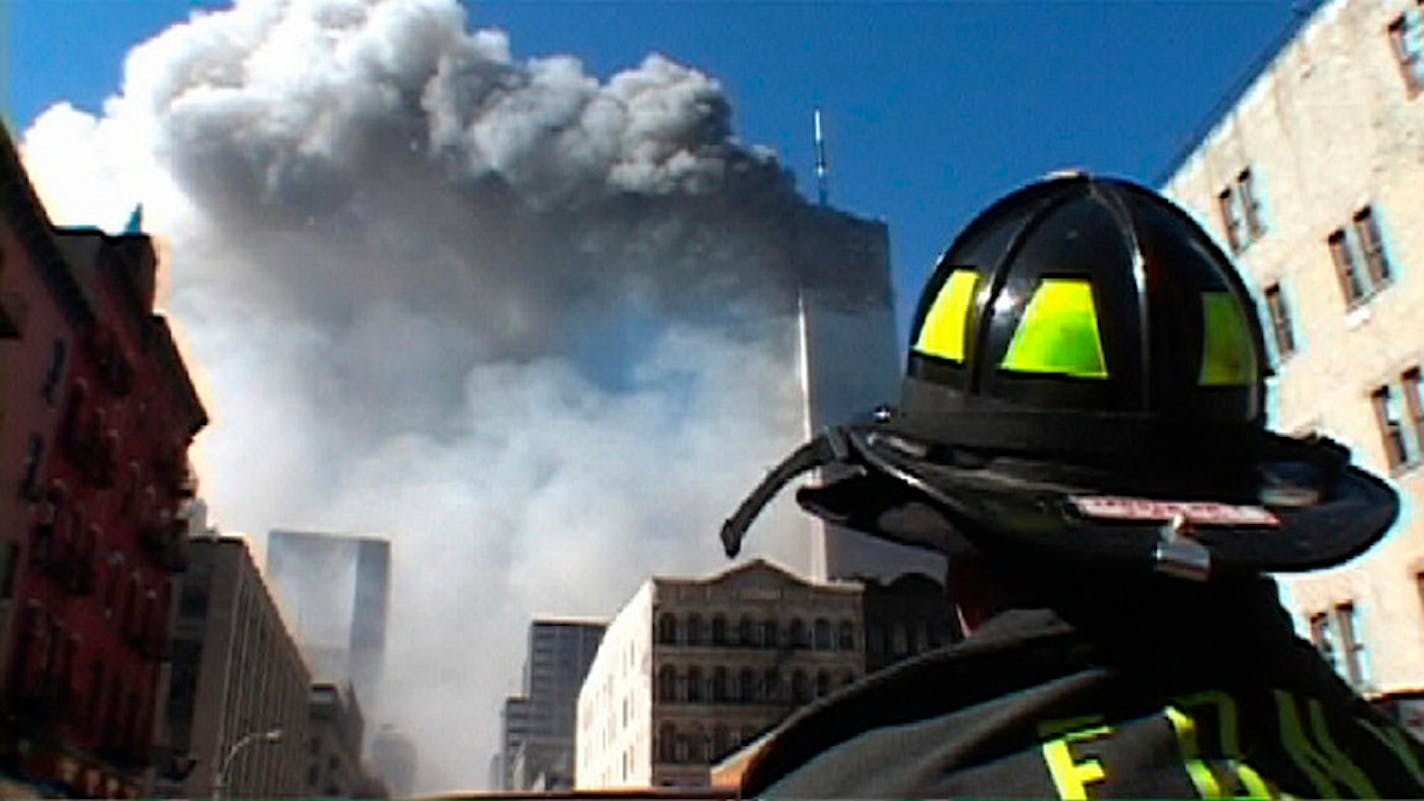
xmin=721 ymin=174 xmax=1398 ymax=579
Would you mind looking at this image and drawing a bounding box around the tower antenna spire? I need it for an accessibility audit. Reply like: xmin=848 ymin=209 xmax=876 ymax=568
xmin=814 ymin=108 xmax=829 ymax=206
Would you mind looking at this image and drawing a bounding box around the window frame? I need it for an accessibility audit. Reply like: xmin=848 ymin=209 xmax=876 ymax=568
xmin=1389 ymin=8 xmax=1424 ymax=98
xmin=1335 ymin=602 xmax=1370 ymax=689
xmin=1329 ymin=206 xmax=1394 ymax=308
xmin=1372 ymin=367 xmax=1424 ymax=473
xmin=1263 ymin=283 xmax=1296 ymax=361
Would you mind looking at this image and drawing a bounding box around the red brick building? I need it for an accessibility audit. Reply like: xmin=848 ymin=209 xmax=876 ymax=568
xmin=0 ymin=124 xmax=207 ymax=796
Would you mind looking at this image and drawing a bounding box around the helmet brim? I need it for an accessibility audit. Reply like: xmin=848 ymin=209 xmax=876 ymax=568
xmin=794 ymin=423 xmax=1398 ymax=578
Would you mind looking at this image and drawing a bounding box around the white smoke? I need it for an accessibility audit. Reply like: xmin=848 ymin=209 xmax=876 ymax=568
xmin=21 ymin=0 xmax=873 ymax=790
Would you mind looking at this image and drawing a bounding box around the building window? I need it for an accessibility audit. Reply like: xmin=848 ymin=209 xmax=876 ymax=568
xmin=40 ymin=340 xmax=67 ymax=405
xmin=1372 ymin=368 xmax=1424 ymax=471
xmin=1309 ymin=612 xmax=1338 ymax=672
xmin=791 ymin=670 xmax=810 ymax=703
xmin=761 ymin=618 xmax=778 ymax=648
xmin=712 ymin=666 xmax=729 ymax=702
xmin=1217 ymin=188 xmax=1243 ymax=253
xmin=1263 ymin=284 xmax=1296 ymax=360
xmin=815 ymin=670 xmax=831 ymax=698
xmin=761 ymin=668 xmax=780 ymax=702
xmin=18 ymin=435 xmax=45 ymax=500
xmin=1389 ymin=8 xmax=1424 ymax=97
xmin=738 ymin=667 xmax=754 ymax=703
xmin=1329 ymin=206 xmax=1393 ymax=306
xmin=814 ymin=618 xmax=832 ymax=650
xmin=686 ymin=614 xmax=703 ymax=646
xmin=657 ymin=613 xmax=677 ymax=645
xmin=657 ymin=666 xmax=677 ymax=702
xmin=1240 ymin=169 xmax=1266 ymax=241
xmin=686 ymin=667 xmax=703 ymax=702
xmin=710 ymin=614 xmax=727 ymax=645
xmin=788 ymin=618 xmax=806 ymax=649
xmin=1335 ymin=602 xmax=1370 ymax=688
xmin=1217 ymin=168 xmax=1266 ymax=253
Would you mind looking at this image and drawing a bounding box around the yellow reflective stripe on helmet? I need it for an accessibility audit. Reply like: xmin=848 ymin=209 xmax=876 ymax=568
xmin=1200 ymin=292 xmax=1257 ymax=387
xmin=1001 ymin=278 xmax=1108 ymax=379
xmin=914 ymin=269 xmax=980 ymax=362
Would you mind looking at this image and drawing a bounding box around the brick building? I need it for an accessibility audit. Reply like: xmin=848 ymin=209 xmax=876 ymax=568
xmin=0 ymin=123 xmax=206 ymax=795
xmin=1160 ymin=0 xmax=1424 ymax=728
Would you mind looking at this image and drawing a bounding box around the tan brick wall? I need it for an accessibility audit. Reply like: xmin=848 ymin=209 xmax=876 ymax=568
xmin=1164 ymin=0 xmax=1424 ymax=695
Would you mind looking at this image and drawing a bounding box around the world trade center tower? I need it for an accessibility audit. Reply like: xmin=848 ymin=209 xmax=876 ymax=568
xmin=267 ymin=529 xmax=391 ymax=704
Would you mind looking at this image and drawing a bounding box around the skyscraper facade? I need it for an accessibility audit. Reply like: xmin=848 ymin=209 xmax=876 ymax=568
xmin=265 ymin=531 xmax=390 ymax=705
xmin=788 ymin=205 xmax=946 ymax=584
xmin=499 ymin=619 xmax=606 ymax=790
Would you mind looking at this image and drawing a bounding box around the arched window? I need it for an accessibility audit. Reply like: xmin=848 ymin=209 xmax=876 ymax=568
xmin=838 ymin=621 xmax=855 ymax=650
xmin=658 ymin=723 xmax=676 ymax=762
xmin=657 ymin=665 xmax=677 ymax=702
xmin=687 ymin=614 xmax=704 ymax=646
xmin=738 ymin=667 xmax=755 ymax=703
xmin=673 ymin=732 xmax=690 ymax=763
xmin=657 ymin=613 xmax=678 ymax=645
xmin=791 ymin=669 xmax=810 ymax=703
xmin=816 ymin=670 xmax=831 ymax=698
xmin=738 ymin=615 xmax=754 ymax=647
xmin=789 ymin=618 xmax=807 ymax=649
xmin=712 ymin=666 xmax=729 ymax=701
xmin=762 ymin=668 xmax=781 ymax=702
xmin=761 ymin=618 xmax=778 ymax=648
xmin=713 ymin=725 xmax=730 ymax=760
xmin=814 ymin=618 xmax=832 ymax=650
xmin=692 ymin=727 xmax=710 ymax=763
xmin=686 ymin=667 xmax=704 ymax=702
xmin=711 ymin=614 xmax=727 ymax=645
xmin=841 ymin=670 xmax=857 ymax=687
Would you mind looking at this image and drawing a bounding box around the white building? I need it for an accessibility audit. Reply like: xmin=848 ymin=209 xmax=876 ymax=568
xmin=575 ymin=560 xmax=864 ymax=789
xmin=1160 ymin=0 xmax=1424 ymax=723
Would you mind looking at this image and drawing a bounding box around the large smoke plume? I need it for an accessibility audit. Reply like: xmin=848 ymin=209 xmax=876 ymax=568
xmin=22 ymin=0 xmax=878 ymax=789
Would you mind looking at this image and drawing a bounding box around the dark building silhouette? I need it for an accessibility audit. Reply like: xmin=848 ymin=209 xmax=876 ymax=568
xmin=859 ymin=573 xmax=958 ymax=674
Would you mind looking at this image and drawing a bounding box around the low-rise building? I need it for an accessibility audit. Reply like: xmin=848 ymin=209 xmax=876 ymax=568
xmin=576 ymin=559 xmax=864 ymax=790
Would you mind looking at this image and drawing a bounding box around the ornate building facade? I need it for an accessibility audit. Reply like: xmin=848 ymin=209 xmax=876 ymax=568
xmin=576 ymin=560 xmax=864 ymax=789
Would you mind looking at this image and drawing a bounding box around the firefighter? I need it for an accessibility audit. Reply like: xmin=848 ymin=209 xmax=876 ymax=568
xmin=719 ymin=174 xmax=1424 ymax=798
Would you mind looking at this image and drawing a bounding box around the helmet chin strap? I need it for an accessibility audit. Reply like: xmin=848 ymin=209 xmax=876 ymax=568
xmin=720 ymin=427 xmax=850 ymax=558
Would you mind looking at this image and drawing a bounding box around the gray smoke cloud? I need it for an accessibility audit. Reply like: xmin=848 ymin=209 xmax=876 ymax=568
xmin=21 ymin=0 xmax=873 ymax=789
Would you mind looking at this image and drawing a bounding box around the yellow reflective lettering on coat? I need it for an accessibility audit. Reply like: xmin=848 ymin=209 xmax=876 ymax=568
xmin=1039 ymin=715 xmax=1112 ymax=799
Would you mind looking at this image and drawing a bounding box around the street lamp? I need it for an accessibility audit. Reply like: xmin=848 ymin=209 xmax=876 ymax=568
xmin=212 ymin=727 xmax=284 ymax=800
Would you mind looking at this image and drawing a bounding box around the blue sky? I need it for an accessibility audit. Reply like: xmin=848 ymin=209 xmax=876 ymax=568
xmin=6 ymin=0 xmax=1302 ymax=346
